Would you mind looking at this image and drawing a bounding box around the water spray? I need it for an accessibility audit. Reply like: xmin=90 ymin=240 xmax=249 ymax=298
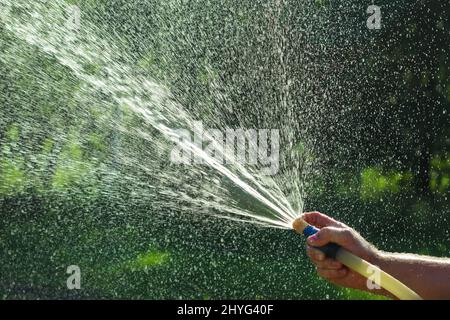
xmin=292 ymin=218 xmax=422 ymax=300
xmin=1 ymin=0 xmax=430 ymax=301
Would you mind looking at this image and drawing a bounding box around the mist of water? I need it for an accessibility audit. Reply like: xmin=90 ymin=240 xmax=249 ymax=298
xmin=0 ymin=0 xmax=314 ymax=229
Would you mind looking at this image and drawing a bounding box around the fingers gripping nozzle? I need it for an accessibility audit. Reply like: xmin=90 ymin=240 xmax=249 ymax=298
xmin=293 ymin=219 xmax=341 ymax=259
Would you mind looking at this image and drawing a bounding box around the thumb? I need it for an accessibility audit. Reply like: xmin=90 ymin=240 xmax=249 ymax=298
xmin=307 ymin=226 xmax=353 ymax=247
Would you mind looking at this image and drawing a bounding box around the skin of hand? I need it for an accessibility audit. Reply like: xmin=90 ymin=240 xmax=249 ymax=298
xmin=302 ymin=211 xmax=386 ymax=295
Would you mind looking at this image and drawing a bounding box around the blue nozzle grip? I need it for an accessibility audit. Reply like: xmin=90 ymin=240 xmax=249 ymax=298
xmin=302 ymin=225 xmax=341 ymax=259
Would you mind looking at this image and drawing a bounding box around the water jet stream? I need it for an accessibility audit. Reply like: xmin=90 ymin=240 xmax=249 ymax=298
xmin=0 ymin=1 xmax=296 ymax=229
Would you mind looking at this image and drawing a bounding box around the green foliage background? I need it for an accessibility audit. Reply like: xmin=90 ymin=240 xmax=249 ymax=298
xmin=0 ymin=0 xmax=448 ymax=299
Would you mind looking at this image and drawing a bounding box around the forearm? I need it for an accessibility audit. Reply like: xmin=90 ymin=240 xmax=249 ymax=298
xmin=374 ymin=251 xmax=450 ymax=300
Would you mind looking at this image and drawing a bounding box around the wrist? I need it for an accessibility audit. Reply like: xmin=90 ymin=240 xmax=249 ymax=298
xmin=371 ymin=250 xmax=389 ymax=270
xmin=361 ymin=244 xmax=384 ymax=267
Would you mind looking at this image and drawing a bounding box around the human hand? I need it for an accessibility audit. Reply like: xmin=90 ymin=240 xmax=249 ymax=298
xmin=302 ymin=211 xmax=382 ymax=293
